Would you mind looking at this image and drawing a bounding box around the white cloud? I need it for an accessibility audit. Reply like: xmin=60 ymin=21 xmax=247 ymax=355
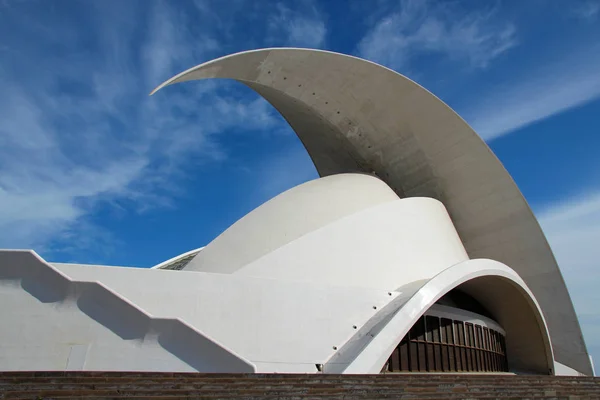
xmin=357 ymin=0 xmax=517 ymax=70
xmin=0 ymin=1 xmax=285 ymax=255
xmin=572 ymin=0 xmax=600 ymax=20
xmin=460 ymin=46 xmax=600 ymax=141
xmin=538 ymin=192 xmax=600 ymax=372
xmin=267 ymin=2 xmax=327 ymax=48
xmin=142 ymin=1 xmax=219 ymax=87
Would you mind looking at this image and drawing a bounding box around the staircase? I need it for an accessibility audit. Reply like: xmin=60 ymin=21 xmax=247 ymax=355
xmin=1 ymin=372 xmax=599 ymax=399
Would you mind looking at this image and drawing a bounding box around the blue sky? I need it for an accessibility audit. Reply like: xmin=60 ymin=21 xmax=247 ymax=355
xmin=1 ymin=0 xmax=600 ymax=371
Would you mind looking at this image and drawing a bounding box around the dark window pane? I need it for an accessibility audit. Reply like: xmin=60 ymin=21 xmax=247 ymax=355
xmin=391 ymin=346 xmax=400 ymax=372
xmin=443 ymin=319 xmax=455 ymax=371
xmin=465 ymin=323 xmax=473 ymax=370
xmin=399 ymin=337 xmax=410 ymax=371
xmin=476 ymin=326 xmax=484 ymax=371
xmin=410 ymin=339 xmax=419 ymax=371
xmin=425 ymin=316 xmax=433 ymax=342
xmin=483 ymin=328 xmax=490 ymax=371
xmin=500 ymin=334 xmax=508 ymax=371
xmin=384 ymin=315 xmax=508 ymax=374
xmin=416 ymin=316 xmax=426 ymax=341
xmin=412 ymin=317 xmax=427 ymax=371
xmin=418 ymin=341 xmax=428 ymax=371
xmin=496 ymin=331 xmax=503 ymax=371
xmin=457 ymin=322 xmax=467 ymax=370
xmin=426 ymin=316 xmax=441 ymax=371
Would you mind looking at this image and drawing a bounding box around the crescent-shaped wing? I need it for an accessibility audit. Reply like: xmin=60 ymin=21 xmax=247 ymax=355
xmin=152 ymin=48 xmax=591 ymax=375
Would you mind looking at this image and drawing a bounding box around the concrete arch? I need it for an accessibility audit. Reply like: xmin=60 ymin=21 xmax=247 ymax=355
xmin=151 ymin=48 xmax=590 ymax=375
xmin=337 ymin=259 xmax=554 ymax=375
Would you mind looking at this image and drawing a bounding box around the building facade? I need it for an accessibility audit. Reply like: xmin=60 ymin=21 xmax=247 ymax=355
xmin=0 ymin=48 xmax=592 ymax=376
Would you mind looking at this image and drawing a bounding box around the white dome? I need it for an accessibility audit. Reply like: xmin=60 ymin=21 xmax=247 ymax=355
xmin=184 ymin=173 xmax=399 ymax=273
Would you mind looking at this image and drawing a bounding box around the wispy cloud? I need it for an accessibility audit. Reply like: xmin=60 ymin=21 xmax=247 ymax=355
xmin=538 ymin=191 xmax=600 ymax=371
xmin=460 ymin=45 xmax=600 ymax=141
xmin=0 ymin=1 xmax=285 ymax=256
xmin=572 ymin=0 xmax=600 ymax=21
xmin=267 ymin=2 xmax=327 ymax=48
xmin=357 ymin=0 xmax=517 ymax=70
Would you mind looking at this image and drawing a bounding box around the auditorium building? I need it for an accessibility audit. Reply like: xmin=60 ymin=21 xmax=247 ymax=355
xmin=0 ymin=48 xmax=593 ymax=377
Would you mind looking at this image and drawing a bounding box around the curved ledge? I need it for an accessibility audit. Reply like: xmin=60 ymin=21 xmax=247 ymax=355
xmin=151 ymin=247 xmax=204 ymax=269
xmin=333 ymin=259 xmax=554 ymax=375
xmin=151 ymin=48 xmax=590 ymax=375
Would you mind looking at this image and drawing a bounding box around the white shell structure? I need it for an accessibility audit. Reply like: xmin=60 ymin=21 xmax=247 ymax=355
xmin=0 ymin=48 xmax=591 ymax=376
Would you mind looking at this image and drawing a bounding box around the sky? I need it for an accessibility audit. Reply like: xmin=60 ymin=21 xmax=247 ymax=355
xmin=1 ymin=0 xmax=599 ymax=372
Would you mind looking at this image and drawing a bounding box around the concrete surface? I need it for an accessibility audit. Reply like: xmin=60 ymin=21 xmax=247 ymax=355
xmin=152 ymin=48 xmax=591 ymax=375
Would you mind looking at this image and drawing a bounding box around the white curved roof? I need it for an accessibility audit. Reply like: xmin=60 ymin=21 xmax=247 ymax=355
xmin=185 ymin=173 xmax=399 ymax=273
xmin=151 ymin=48 xmax=591 ymax=375
xmin=229 ymin=194 xmax=469 ymax=290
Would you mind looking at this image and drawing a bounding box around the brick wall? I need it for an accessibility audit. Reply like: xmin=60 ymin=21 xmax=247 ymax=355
xmin=1 ymin=372 xmax=599 ymax=399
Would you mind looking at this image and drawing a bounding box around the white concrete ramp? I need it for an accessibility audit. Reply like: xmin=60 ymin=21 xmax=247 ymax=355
xmin=0 ymin=250 xmax=255 ymax=372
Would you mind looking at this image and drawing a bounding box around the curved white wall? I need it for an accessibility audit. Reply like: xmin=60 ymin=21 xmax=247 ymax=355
xmin=336 ymin=259 xmax=554 ymax=375
xmin=0 ymin=254 xmax=556 ymax=374
xmin=234 ymin=196 xmax=469 ymax=290
xmin=47 ymin=256 xmax=402 ymax=373
xmin=185 ymin=173 xmax=399 ymax=273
